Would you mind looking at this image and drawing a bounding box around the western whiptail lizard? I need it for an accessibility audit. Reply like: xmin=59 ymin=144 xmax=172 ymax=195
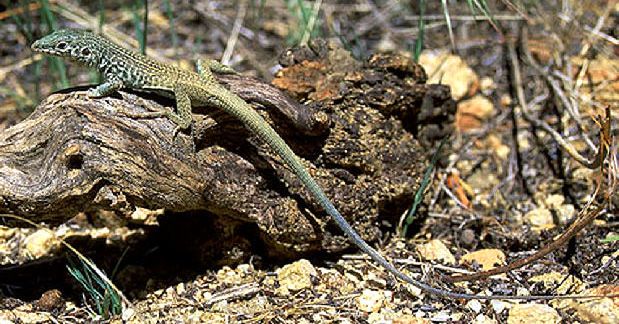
xmin=31 ymin=29 xmax=610 ymax=301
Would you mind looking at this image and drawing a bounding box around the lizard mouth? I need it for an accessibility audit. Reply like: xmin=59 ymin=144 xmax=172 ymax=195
xmin=31 ymin=47 xmax=62 ymax=56
xmin=31 ymin=41 xmax=57 ymax=55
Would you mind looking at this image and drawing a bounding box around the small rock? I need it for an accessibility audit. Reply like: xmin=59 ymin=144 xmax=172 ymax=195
xmin=554 ymin=204 xmax=575 ymax=224
xmin=129 ymin=207 xmax=163 ymax=225
xmin=523 ymin=208 xmax=555 ymax=231
xmin=176 ymin=283 xmax=186 ymax=295
xmin=0 ymin=308 xmax=54 ymax=323
xmin=34 ymin=289 xmax=64 ymax=312
xmin=451 ymin=312 xmax=464 ymax=321
xmin=491 ymin=300 xmax=508 ymax=314
xmin=517 ymin=132 xmax=531 ymax=150
xmin=528 ymin=272 xmax=585 ymax=294
xmin=456 ymin=95 xmax=495 ymax=132
xmin=507 ymin=304 xmax=561 ymax=324
xmin=473 ymin=314 xmax=498 ymax=324
xmin=122 ymin=307 xmax=136 ymax=321
xmin=415 ymin=239 xmax=455 ymax=265
xmin=544 ymin=194 xmax=565 ymax=209
xmin=430 ymin=311 xmax=451 ymax=322
xmin=480 ymin=76 xmax=495 ymax=92
xmin=356 ymin=289 xmax=386 ymax=313
xmin=317 ymin=268 xmax=355 ymax=295
xmin=0 ymin=225 xmax=16 ymax=239
xmin=24 ymin=229 xmax=59 ymax=259
xmin=561 ymin=285 xmax=619 ymax=324
xmin=542 ymin=195 xmax=575 ymax=225
xmin=486 ymin=134 xmax=510 ymax=160
xmin=459 ymin=228 xmax=477 ymax=248
xmin=419 ymin=51 xmax=479 ymax=100
xmin=376 ymin=36 xmax=397 ymax=52
xmin=276 ymin=259 xmax=317 ymax=293
xmin=460 ymin=249 xmax=506 ymax=271
xmin=467 ymin=299 xmax=483 ymax=313
xmin=393 ymin=315 xmax=430 ymax=323
xmin=236 ymin=263 xmax=252 ymax=274
xmin=499 ymin=94 xmax=512 ymax=107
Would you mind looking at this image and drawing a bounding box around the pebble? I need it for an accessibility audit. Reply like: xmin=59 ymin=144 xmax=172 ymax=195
xmin=276 ymin=259 xmax=317 ymax=294
xmin=460 ymin=249 xmax=506 ymax=271
xmin=419 ymin=51 xmax=479 ymax=100
xmin=356 ymin=289 xmax=386 ymax=313
xmin=415 ymin=239 xmax=456 ymax=265
xmin=24 ymin=229 xmax=59 ymax=259
xmin=507 ymin=304 xmax=561 ymax=324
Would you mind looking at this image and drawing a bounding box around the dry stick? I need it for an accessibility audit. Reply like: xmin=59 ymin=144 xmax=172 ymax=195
xmin=221 ymin=0 xmax=247 ymax=65
xmin=445 ymin=33 xmax=610 ymax=284
xmin=445 ymin=197 xmax=605 ymax=283
xmin=520 ymin=28 xmax=606 ymax=167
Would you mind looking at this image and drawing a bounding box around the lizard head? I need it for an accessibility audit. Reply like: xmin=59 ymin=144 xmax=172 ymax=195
xmin=31 ymin=29 xmax=102 ymax=67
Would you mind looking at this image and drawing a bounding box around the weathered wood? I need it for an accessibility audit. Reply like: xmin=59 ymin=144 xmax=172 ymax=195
xmin=0 ymin=43 xmax=455 ymax=255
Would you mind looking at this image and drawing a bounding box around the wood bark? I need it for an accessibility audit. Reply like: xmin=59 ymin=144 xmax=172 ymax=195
xmin=0 ymin=42 xmax=455 ymax=255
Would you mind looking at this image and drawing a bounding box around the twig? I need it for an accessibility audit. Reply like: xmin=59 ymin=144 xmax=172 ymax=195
xmin=221 ymin=0 xmax=247 ymax=65
xmin=341 ymin=254 xmax=474 ymax=274
xmin=443 ymin=32 xmax=611 ymax=283
xmin=203 ymin=283 xmax=260 ymax=307
xmin=519 ymin=28 xmax=607 ymax=169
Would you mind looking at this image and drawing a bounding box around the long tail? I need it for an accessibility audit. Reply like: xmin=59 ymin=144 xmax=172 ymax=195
xmin=217 ymin=91 xmax=608 ymax=301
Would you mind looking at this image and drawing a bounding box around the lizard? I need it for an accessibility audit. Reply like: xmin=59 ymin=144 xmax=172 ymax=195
xmin=31 ymin=29 xmax=613 ymax=301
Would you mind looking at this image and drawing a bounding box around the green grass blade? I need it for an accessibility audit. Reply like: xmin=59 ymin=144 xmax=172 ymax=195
xmin=131 ymin=0 xmax=148 ymax=54
xmin=401 ymin=137 xmax=448 ymax=237
xmin=38 ymin=0 xmax=69 ymax=88
xmin=413 ymin=0 xmax=426 ymax=62
xmin=440 ymin=0 xmax=456 ymax=51
xmin=601 ymin=235 xmax=619 ymax=243
xmin=163 ymin=0 xmax=178 ymax=59
xmin=67 ymin=256 xmax=122 ymax=319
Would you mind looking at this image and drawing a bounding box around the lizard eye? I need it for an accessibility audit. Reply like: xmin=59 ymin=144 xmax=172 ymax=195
xmin=56 ymin=42 xmax=67 ymax=50
xmin=81 ymin=48 xmax=91 ymax=56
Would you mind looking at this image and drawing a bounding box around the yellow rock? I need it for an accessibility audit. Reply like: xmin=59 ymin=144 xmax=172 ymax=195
xmin=356 ymin=289 xmax=386 ymax=313
xmin=415 ymin=239 xmax=455 ymax=265
xmin=507 ymin=304 xmax=561 ymax=324
xmin=524 ymin=208 xmax=555 ymax=231
xmin=276 ymin=259 xmax=317 ymax=294
xmin=460 ymin=249 xmax=506 ymax=271
xmin=419 ymin=51 xmax=479 ymax=100
xmin=24 ymin=229 xmax=59 ymax=259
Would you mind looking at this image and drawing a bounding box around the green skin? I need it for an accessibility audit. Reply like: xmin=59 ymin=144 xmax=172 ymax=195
xmin=31 ymin=29 xmax=599 ymax=301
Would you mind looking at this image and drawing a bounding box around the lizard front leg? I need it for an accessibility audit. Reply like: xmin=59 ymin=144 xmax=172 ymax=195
xmin=92 ymin=75 xmax=178 ymax=122
xmin=87 ymin=76 xmax=123 ymax=97
xmin=196 ymin=59 xmax=237 ymax=78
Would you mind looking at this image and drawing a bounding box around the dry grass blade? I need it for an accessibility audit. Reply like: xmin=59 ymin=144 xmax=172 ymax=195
xmin=518 ymin=27 xmax=607 ymax=169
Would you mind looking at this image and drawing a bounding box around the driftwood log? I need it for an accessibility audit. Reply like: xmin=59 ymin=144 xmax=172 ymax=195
xmin=0 ymin=41 xmax=455 ymax=257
